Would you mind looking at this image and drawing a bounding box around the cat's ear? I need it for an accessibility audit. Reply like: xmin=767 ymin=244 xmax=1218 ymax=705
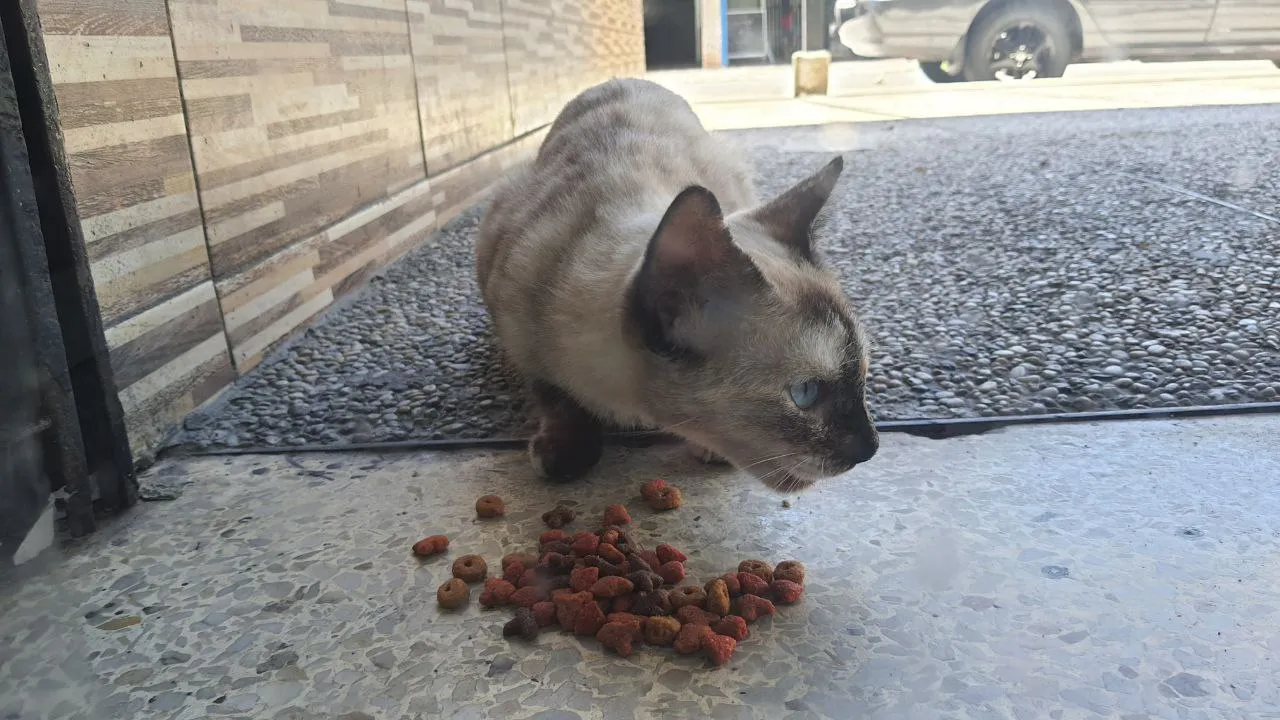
xmin=628 ymin=185 xmax=763 ymax=359
xmin=749 ymin=155 xmax=843 ymax=261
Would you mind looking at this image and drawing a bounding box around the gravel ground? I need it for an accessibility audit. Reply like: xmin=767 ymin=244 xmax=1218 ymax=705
xmin=176 ymin=104 xmax=1280 ymax=449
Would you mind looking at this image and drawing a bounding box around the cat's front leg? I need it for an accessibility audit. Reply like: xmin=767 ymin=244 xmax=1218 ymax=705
xmin=527 ymin=381 xmax=604 ymax=482
xmin=685 ymin=441 xmax=730 ymax=466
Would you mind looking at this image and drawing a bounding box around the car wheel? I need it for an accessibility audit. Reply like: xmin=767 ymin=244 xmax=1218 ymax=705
xmin=919 ymin=61 xmax=966 ymax=83
xmin=963 ymin=3 xmax=1072 ymax=81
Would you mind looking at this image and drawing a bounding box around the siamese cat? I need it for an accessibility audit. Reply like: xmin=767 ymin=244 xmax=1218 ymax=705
xmin=476 ymin=79 xmax=877 ymax=491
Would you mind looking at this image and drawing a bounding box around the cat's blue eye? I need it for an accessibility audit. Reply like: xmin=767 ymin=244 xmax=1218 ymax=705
xmin=789 ymin=380 xmax=821 ymax=410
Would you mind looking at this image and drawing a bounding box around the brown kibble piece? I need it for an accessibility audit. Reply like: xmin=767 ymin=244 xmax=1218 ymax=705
xmin=412 ymin=535 xmax=449 ymax=557
xmin=631 ymin=589 xmax=672 ymax=617
xmin=503 ymin=608 xmax=539 ymax=641
xmin=713 ymin=573 xmax=742 ymax=596
xmin=532 ymin=601 xmax=557 ymax=627
xmin=676 ymin=605 xmax=719 ymax=626
xmin=597 ymin=543 xmax=626 ymax=564
xmin=674 ymin=623 xmax=713 ymax=654
xmin=479 ymin=578 xmax=516 ymax=607
xmin=705 ymin=578 xmax=731 ymax=616
xmin=603 ymin=504 xmax=632 ymax=526
xmin=656 ymin=561 xmax=686 ymax=586
xmin=712 ymin=615 xmax=749 ymax=641
xmin=436 ymin=578 xmax=469 ymax=609
xmin=645 ymin=485 xmax=683 ymax=511
xmin=542 ymin=505 xmax=576 ymax=528
xmin=452 ymin=555 xmax=487 ymax=582
xmin=539 ymin=552 xmax=572 ymax=574
xmin=573 ymin=600 xmax=607 ymax=636
xmin=590 ymin=576 xmax=634 ymax=599
xmin=643 ymin=616 xmax=682 ymax=646
xmin=596 ymin=622 xmax=636 ymax=657
xmin=669 ymin=585 xmax=707 ymax=609
xmin=475 ymin=494 xmax=506 ymax=518
xmin=771 ymin=580 xmax=804 ymax=604
xmin=773 ymin=560 xmax=806 ymax=586
xmin=735 ymin=594 xmax=777 ymax=623
xmin=570 ymin=566 xmax=600 ymax=593
xmin=737 ymin=572 xmax=770 ymax=596
xmin=737 ymin=559 xmax=774 ymax=583
xmin=606 ymin=612 xmax=645 ymax=639
xmin=627 ymin=570 xmax=663 ymax=593
xmin=703 ymin=633 xmax=737 ymax=666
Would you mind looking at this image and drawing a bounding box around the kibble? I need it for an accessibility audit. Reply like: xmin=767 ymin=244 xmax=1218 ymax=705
xmin=502 ymin=608 xmax=539 ymax=641
xmin=572 ymin=601 xmax=607 ymax=636
xmin=674 ymin=623 xmax=713 ymax=654
xmin=570 ymin=566 xmax=600 ymax=593
xmin=669 ymin=585 xmax=707 ymax=609
xmin=539 ymin=529 xmax=569 ymax=546
xmin=705 ymin=578 xmax=731 ymax=616
xmin=412 ymin=535 xmax=449 ymax=557
xmin=596 ymin=621 xmax=636 ymax=657
xmin=703 ymin=633 xmax=737 ymax=666
xmin=676 ymin=605 xmax=719 ymax=626
xmin=737 ymin=559 xmax=774 ymax=583
xmin=542 ymin=505 xmax=576 ymax=529
xmin=656 ymin=544 xmax=687 ymax=564
xmin=773 ymin=560 xmax=806 ymax=586
xmin=436 ymin=578 xmax=469 ymax=609
xmin=479 ymin=578 xmax=516 ymax=607
xmin=646 ymin=485 xmax=683 ymax=511
xmin=735 ymin=594 xmax=776 ymax=623
xmin=603 ymin=504 xmax=632 ymax=526
xmin=737 ymin=572 xmax=770 ymax=596
xmin=590 ymin=576 xmax=634 ymax=599
xmin=712 ymin=615 xmax=749 ymax=641
xmin=643 ymin=616 xmax=682 ymax=646
xmin=656 ymin=561 xmax=686 ymax=586
xmin=452 ymin=554 xmax=487 ymax=582
xmin=510 ymin=585 xmax=548 ymax=608
xmin=475 ymin=494 xmax=506 ymax=518
xmin=771 ymin=579 xmax=804 ymax=604
xmin=532 ymin=601 xmax=557 ymax=627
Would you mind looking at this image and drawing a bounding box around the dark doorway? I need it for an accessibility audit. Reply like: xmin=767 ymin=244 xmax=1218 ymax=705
xmin=0 ymin=1 xmax=136 ymax=568
xmin=644 ymin=0 xmax=699 ymax=69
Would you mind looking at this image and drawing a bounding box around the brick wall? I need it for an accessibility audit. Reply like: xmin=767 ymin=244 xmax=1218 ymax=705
xmin=36 ymin=0 xmax=645 ymax=461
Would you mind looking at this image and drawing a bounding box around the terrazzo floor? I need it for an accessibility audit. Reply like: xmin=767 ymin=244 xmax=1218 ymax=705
xmin=4 ymin=415 xmax=1280 ymax=719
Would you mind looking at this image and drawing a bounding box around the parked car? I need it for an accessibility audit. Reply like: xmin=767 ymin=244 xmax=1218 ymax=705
xmin=835 ymin=0 xmax=1280 ymax=82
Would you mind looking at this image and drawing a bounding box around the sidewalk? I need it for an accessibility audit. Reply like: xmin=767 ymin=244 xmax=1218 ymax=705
xmin=3 ymin=415 xmax=1278 ymax=719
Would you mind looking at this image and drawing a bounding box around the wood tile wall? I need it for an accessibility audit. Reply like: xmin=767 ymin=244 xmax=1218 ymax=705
xmin=35 ymin=0 xmax=643 ymax=459
xmin=38 ymin=0 xmax=236 ymax=457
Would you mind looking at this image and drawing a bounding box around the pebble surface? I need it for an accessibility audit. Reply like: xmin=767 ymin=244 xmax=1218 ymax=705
xmin=175 ymin=105 xmax=1280 ymax=449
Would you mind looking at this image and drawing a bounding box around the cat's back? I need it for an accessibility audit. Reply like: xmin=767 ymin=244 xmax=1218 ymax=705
xmin=476 ymin=79 xmax=753 ymax=294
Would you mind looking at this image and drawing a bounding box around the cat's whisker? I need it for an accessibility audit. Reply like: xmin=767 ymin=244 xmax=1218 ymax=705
xmin=739 ymin=452 xmax=799 ymax=472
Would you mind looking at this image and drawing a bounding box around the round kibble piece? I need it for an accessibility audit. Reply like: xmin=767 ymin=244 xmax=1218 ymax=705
xmin=503 ymin=607 xmax=539 ymax=641
xmin=603 ymin=504 xmax=632 ymax=526
xmin=670 ymin=585 xmax=707 ymax=610
xmin=412 ymin=535 xmax=448 ymax=557
xmin=452 ymin=554 xmax=488 ymax=582
xmin=475 ymin=494 xmax=506 ymax=518
xmin=643 ymin=616 xmax=682 ymax=646
xmin=738 ymin=559 xmax=774 ymax=583
xmin=773 ymin=560 xmax=806 ymax=586
xmin=436 ymin=578 xmax=469 ymax=609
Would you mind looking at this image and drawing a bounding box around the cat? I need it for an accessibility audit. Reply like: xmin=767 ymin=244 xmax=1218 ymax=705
xmin=476 ymin=78 xmax=877 ymax=491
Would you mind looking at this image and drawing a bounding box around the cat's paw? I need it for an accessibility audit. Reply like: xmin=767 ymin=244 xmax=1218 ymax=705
xmin=529 ymin=429 xmax=602 ymax=482
xmin=685 ymin=441 xmax=730 ymax=465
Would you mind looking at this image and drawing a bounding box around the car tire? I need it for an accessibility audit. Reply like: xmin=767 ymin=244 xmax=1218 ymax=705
xmin=963 ymin=2 xmax=1072 ymax=81
xmin=919 ymin=61 xmax=966 ymax=83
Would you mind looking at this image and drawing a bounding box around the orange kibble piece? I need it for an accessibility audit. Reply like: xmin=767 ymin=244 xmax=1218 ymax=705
xmin=412 ymin=535 xmax=449 ymax=557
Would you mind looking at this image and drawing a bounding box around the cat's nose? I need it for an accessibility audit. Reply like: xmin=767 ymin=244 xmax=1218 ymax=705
xmin=835 ymin=430 xmax=879 ymax=468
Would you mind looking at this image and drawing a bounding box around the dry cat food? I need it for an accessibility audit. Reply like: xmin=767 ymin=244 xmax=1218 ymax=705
xmin=541 ymin=505 xmax=576 ymax=528
xmin=420 ymin=487 xmax=806 ymax=668
xmin=475 ymin=494 xmax=506 ymax=518
xmin=451 ymin=554 xmax=488 ymax=582
xmin=412 ymin=534 xmax=449 ymax=557
xmin=436 ymin=578 xmax=469 ymax=609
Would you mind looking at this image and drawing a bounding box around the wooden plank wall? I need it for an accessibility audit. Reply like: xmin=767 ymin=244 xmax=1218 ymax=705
xmin=35 ymin=0 xmax=644 ymax=459
xmin=38 ymin=0 xmax=237 ymax=457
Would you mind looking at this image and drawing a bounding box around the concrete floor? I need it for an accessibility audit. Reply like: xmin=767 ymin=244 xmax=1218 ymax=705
xmin=4 ymin=415 xmax=1280 ymax=719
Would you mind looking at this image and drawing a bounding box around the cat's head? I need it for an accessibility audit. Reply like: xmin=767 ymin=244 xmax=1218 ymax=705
xmin=626 ymin=156 xmax=877 ymax=492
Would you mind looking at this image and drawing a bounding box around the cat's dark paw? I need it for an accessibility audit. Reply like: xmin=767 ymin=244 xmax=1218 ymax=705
xmin=529 ymin=430 xmax=602 ymax=482
xmin=685 ymin=441 xmax=730 ymax=466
